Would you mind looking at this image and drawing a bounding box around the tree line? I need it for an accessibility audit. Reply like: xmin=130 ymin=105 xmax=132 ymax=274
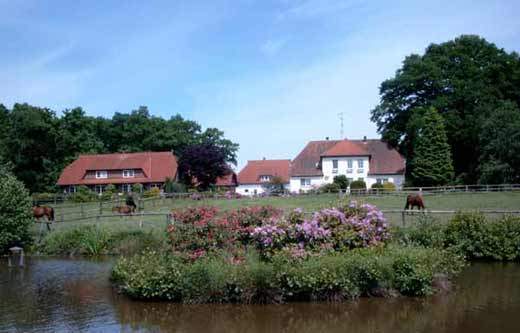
xmin=0 ymin=104 xmax=238 ymax=193
xmin=372 ymin=35 xmax=520 ymax=186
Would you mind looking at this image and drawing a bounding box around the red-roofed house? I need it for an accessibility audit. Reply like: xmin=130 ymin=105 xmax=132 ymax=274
xmin=289 ymin=138 xmax=405 ymax=192
xmin=57 ymin=151 xmax=178 ymax=194
xmin=236 ymin=159 xmax=291 ymax=195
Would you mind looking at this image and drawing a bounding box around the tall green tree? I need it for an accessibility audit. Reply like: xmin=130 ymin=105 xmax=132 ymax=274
xmin=4 ymin=103 xmax=59 ymax=193
xmin=409 ymin=107 xmax=454 ymax=186
xmin=478 ymin=101 xmax=520 ymax=184
xmin=371 ymin=35 xmax=520 ymax=183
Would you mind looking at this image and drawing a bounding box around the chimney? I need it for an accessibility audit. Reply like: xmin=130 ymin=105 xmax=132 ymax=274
xmin=262 ymin=157 xmax=266 ymax=160
xmin=363 ymin=136 xmax=367 ymax=142
xmin=325 ymin=136 xmax=329 ymax=141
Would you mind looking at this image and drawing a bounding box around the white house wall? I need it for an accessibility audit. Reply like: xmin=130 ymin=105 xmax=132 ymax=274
xmin=236 ymin=183 xmax=290 ymax=196
xmin=366 ymin=174 xmax=405 ymax=189
xmin=289 ymin=176 xmax=325 ymax=193
xmin=322 ymin=156 xmax=370 ymax=183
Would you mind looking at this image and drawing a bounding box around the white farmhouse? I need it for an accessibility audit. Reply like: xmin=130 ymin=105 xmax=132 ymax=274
xmin=289 ymin=138 xmax=405 ymax=192
xmin=236 ymin=159 xmax=291 ymax=196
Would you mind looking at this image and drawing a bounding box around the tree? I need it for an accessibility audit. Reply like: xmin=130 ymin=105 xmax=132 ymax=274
xmin=0 ymin=164 xmax=33 ymax=253
xmin=333 ymin=175 xmax=349 ymax=189
xmin=177 ymin=142 xmax=229 ymax=190
xmin=478 ymin=101 xmax=520 ymax=184
xmin=371 ymin=35 xmax=520 ymax=183
xmin=409 ymin=107 xmax=454 ymax=186
xmin=4 ymin=103 xmax=59 ymax=193
xmin=263 ymin=175 xmax=286 ymax=194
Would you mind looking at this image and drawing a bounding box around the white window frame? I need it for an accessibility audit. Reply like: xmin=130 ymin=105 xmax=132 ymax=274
xmin=300 ymin=178 xmax=311 ymax=187
xmin=332 ymin=159 xmax=338 ymax=173
xmin=95 ymin=170 xmax=108 ymax=179
xmin=259 ymin=175 xmax=271 ymax=182
xmin=347 ymin=160 xmax=353 ymax=168
xmin=95 ymin=185 xmax=104 ymax=194
xmin=122 ymin=184 xmax=132 ymax=192
xmin=123 ymin=169 xmax=135 ymax=178
xmin=357 ymin=159 xmax=364 ymax=168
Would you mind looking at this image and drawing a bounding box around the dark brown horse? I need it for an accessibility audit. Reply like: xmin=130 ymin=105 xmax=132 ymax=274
xmin=33 ymin=205 xmax=55 ymax=221
xmin=405 ymin=194 xmax=425 ymax=210
xmin=112 ymin=205 xmax=135 ymax=215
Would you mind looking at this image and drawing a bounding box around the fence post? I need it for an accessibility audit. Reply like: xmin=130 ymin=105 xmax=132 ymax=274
xmin=60 ymin=211 xmax=64 ymax=223
xmin=401 ymin=211 xmax=406 ymax=227
xmin=465 ymin=185 xmax=468 ymax=192
xmin=80 ymin=204 xmax=84 ymax=218
xmin=486 ymin=185 xmax=489 ymax=192
xmin=99 ymin=201 xmax=103 ymax=214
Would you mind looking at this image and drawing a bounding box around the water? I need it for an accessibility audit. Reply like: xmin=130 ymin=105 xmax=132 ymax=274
xmin=1 ymin=258 xmax=520 ymax=333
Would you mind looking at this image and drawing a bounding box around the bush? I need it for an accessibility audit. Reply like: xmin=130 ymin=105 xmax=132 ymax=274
xmin=333 ymin=175 xmax=349 ymax=189
xmin=132 ymin=183 xmax=143 ymax=194
xmin=319 ymin=182 xmax=340 ymax=193
xmin=38 ymin=225 xmax=164 ymax=256
xmin=0 ymin=166 xmax=33 ymax=253
xmin=100 ymin=184 xmax=117 ymax=201
xmin=69 ymin=185 xmax=97 ymax=203
xmin=112 ymin=245 xmax=464 ymax=302
xmin=143 ymin=187 xmax=161 ymax=198
xmin=395 ymin=213 xmax=520 ymax=261
xmin=445 ymin=213 xmax=520 ymax=260
xmin=371 ymin=183 xmax=384 ymax=189
xmin=350 ymin=180 xmax=367 ymax=190
xmin=383 ymin=182 xmax=397 ymax=191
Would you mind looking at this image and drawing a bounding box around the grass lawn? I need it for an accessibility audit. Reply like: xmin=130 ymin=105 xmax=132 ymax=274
xmin=34 ymin=191 xmax=520 ymax=234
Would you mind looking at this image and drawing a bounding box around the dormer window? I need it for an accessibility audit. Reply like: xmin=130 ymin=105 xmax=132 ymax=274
xmin=95 ymin=170 xmax=108 ymax=179
xmin=259 ymin=175 xmax=271 ymax=182
xmin=123 ymin=169 xmax=135 ymax=178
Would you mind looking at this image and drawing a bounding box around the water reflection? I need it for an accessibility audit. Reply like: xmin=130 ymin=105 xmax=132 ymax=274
xmin=1 ymin=258 xmax=519 ymax=333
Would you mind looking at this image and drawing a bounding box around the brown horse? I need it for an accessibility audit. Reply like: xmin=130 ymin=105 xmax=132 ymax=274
xmin=405 ymin=194 xmax=425 ymax=210
xmin=112 ymin=205 xmax=135 ymax=215
xmin=33 ymin=205 xmax=55 ymax=221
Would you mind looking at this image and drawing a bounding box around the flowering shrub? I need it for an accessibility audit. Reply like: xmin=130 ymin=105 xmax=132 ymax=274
xmin=167 ymin=202 xmax=390 ymax=261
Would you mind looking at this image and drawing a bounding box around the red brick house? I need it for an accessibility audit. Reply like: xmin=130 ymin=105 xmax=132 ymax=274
xmin=57 ymin=151 xmax=178 ymax=194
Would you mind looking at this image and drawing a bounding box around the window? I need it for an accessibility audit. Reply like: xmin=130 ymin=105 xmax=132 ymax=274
xmin=245 ymin=189 xmax=249 ymax=193
xmin=68 ymin=185 xmax=76 ymax=193
xmin=300 ymin=178 xmax=311 ymax=186
xmin=357 ymin=159 xmax=364 ymax=173
xmin=95 ymin=170 xmax=108 ymax=179
xmin=376 ymin=178 xmax=389 ymax=185
xmin=259 ymin=175 xmax=271 ymax=182
xmin=95 ymin=185 xmax=104 ymax=194
xmin=123 ymin=169 xmax=135 ymax=178
xmin=347 ymin=160 xmax=353 ymax=168
xmin=332 ymin=159 xmax=338 ymax=173
xmin=122 ymin=184 xmax=132 ymax=192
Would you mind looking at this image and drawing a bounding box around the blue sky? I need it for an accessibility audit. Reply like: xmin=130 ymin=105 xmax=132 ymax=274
xmin=1 ymin=0 xmax=519 ymax=169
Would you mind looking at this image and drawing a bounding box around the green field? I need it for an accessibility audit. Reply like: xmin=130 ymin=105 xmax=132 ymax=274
xmin=33 ymin=191 xmax=520 ymax=234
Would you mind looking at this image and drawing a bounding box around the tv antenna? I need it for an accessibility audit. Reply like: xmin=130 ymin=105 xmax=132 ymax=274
xmin=338 ymin=112 xmax=344 ymax=139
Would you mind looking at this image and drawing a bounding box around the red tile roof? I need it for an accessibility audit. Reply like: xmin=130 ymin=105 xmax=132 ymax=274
xmin=322 ymin=140 xmax=369 ymax=157
xmin=238 ymin=159 xmax=291 ymax=184
xmin=57 ymin=151 xmax=178 ymax=186
xmin=290 ymin=140 xmax=338 ymax=177
xmin=215 ymin=172 xmax=238 ymax=187
xmin=290 ymin=139 xmax=405 ymax=176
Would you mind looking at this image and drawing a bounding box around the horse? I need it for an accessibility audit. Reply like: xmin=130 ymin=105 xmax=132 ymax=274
xmin=404 ymin=194 xmax=425 ymax=210
xmin=112 ymin=205 xmax=135 ymax=215
xmin=33 ymin=205 xmax=55 ymax=221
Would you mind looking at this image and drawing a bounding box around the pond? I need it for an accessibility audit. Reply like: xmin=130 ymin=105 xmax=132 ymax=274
xmin=1 ymin=257 xmax=520 ymax=333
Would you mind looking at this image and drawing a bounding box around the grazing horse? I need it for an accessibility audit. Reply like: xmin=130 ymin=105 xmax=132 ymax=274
xmin=33 ymin=205 xmax=55 ymax=221
xmin=405 ymin=194 xmax=425 ymax=210
xmin=112 ymin=205 xmax=135 ymax=215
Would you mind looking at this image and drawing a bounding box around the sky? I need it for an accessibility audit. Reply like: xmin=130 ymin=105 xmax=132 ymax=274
xmin=1 ymin=0 xmax=520 ymax=170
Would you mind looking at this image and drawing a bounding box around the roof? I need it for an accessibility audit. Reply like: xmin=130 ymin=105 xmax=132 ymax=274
xmin=321 ymin=140 xmax=369 ymax=157
xmin=290 ymin=140 xmax=339 ymax=176
xmin=57 ymin=151 xmax=178 ymax=186
xmin=290 ymin=139 xmax=405 ymax=176
xmin=215 ymin=172 xmax=238 ymax=187
xmin=238 ymin=159 xmax=291 ymax=184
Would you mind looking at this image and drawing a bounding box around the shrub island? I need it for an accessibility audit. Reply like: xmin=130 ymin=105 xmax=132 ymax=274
xmin=111 ymin=202 xmax=466 ymax=303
